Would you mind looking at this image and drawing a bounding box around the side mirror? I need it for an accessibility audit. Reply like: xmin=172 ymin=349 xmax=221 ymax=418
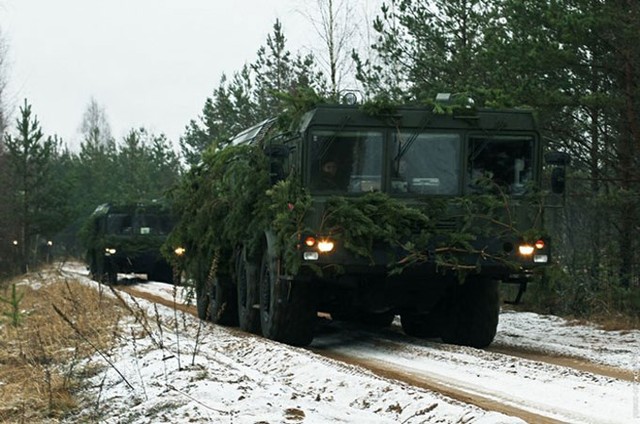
xmin=544 ymin=151 xmax=571 ymax=166
xmin=265 ymin=144 xmax=291 ymax=184
xmin=550 ymin=167 xmax=566 ymax=194
xmin=545 ymin=151 xmax=570 ymax=195
xmin=263 ymin=144 xmax=290 ymax=158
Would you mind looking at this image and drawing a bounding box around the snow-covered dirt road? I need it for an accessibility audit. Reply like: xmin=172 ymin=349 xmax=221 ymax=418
xmin=62 ymin=265 xmax=640 ymax=423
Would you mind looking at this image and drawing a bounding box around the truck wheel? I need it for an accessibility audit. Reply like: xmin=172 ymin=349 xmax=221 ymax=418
xmin=105 ymin=263 xmax=117 ymax=285
xmin=149 ymin=262 xmax=173 ymax=283
xmin=92 ymin=254 xmax=105 ymax=283
xmin=197 ymin=259 xmax=238 ymax=325
xmin=259 ymin=248 xmax=316 ymax=346
xmin=195 ymin=276 xmax=211 ymax=320
xmin=401 ymin=298 xmax=447 ymax=338
xmin=89 ymin=252 xmax=99 ymax=281
xmin=400 ymin=311 xmax=441 ymax=338
xmin=440 ymin=277 xmax=499 ymax=348
xmin=236 ymin=247 xmax=261 ymax=333
xmin=359 ymin=311 xmax=395 ymax=328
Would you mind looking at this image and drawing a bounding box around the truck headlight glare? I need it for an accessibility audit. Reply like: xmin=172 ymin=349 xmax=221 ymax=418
xmin=317 ymin=239 xmax=335 ymax=253
xmin=105 ymin=248 xmax=117 ymax=255
xmin=518 ymin=244 xmax=534 ymax=256
xmin=174 ymin=247 xmax=186 ymax=256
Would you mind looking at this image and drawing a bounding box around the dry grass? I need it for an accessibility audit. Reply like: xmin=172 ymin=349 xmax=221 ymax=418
xmin=0 ymin=267 xmax=127 ymax=422
xmin=564 ymin=313 xmax=640 ymax=332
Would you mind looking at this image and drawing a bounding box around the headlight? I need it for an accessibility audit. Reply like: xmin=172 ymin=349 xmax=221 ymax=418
xmin=301 ymin=235 xmax=335 ymax=260
xmin=317 ymin=239 xmax=335 ymax=253
xmin=518 ymin=244 xmax=535 ymax=256
xmin=105 ymin=248 xmax=117 ymax=255
xmin=174 ymin=247 xmax=186 ymax=256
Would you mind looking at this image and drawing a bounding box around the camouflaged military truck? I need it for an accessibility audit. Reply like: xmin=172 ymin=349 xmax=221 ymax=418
xmin=85 ymin=202 xmax=175 ymax=284
xmin=178 ymin=99 xmax=569 ymax=348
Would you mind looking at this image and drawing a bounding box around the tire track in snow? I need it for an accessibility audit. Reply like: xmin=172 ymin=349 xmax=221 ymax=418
xmin=315 ymin=349 xmax=564 ymax=424
xmin=114 ymin=282 xmax=638 ymax=423
xmin=310 ymin=325 xmax=637 ymax=424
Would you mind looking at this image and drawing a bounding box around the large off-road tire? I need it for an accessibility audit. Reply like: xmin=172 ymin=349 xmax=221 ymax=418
xmin=89 ymin=252 xmax=99 ymax=281
xmin=440 ymin=276 xmax=500 ymax=348
xmin=148 ymin=262 xmax=174 ymax=284
xmin=196 ymin=258 xmax=238 ymax=325
xmin=400 ymin=311 xmax=442 ymax=338
xmin=259 ymin=248 xmax=316 ymax=346
xmin=105 ymin=262 xmax=118 ymax=285
xmin=91 ymin=253 xmax=106 ymax=283
xmin=401 ymin=296 xmax=448 ymax=338
xmin=195 ymin=276 xmax=211 ymax=320
xmin=236 ymin=247 xmax=261 ymax=334
xmin=359 ymin=311 xmax=395 ymax=328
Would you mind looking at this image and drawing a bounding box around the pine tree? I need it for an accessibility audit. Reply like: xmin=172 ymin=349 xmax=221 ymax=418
xmin=117 ymin=128 xmax=180 ymax=203
xmin=76 ymin=128 xmax=119 ymax=213
xmin=355 ymin=0 xmax=497 ymax=102
xmin=180 ymin=20 xmax=326 ymax=165
xmin=0 ymin=143 xmax=15 ymax=275
xmin=3 ymin=99 xmax=55 ymax=273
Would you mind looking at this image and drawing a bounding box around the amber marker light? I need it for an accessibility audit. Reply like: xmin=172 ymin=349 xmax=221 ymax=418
xmin=535 ymin=240 xmax=545 ymax=250
xmin=304 ymin=236 xmax=316 ymax=247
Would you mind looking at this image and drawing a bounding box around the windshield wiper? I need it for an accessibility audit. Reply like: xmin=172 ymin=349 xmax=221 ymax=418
xmin=393 ymin=116 xmax=431 ymax=162
xmin=317 ymin=115 xmax=352 ymax=161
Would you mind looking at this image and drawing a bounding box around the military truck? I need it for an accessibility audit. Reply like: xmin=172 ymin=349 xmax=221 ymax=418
xmin=85 ymin=202 xmax=176 ymax=284
xmin=173 ymin=100 xmax=569 ymax=348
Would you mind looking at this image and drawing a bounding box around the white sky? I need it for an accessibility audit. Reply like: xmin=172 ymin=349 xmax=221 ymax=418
xmin=0 ymin=0 xmax=318 ymax=151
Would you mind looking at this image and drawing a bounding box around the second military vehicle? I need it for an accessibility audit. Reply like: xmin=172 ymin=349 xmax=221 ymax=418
xmin=85 ymin=202 xmax=176 ymax=284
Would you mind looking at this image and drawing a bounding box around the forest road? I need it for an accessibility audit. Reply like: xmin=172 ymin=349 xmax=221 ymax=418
xmin=115 ymin=280 xmax=639 ymax=424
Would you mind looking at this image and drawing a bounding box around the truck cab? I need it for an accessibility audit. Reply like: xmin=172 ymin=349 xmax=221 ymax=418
xmin=86 ymin=202 xmax=175 ymax=284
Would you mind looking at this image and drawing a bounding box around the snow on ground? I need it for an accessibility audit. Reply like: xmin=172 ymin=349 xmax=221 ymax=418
xmin=496 ymin=309 xmax=640 ymax=372
xmin=60 ymin=265 xmax=522 ymax=424
xmin=315 ymin=328 xmax=639 ymax=423
xmin=127 ymin=271 xmax=640 ymax=374
xmin=60 ymin=263 xmax=640 ymax=423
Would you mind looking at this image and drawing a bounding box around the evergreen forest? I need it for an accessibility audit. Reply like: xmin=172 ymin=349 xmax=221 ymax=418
xmin=0 ymin=1 xmax=639 ymax=321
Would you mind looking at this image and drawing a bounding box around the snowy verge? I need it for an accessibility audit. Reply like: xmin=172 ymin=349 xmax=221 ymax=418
xmin=59 ymin=264 xmax=522 ymax=424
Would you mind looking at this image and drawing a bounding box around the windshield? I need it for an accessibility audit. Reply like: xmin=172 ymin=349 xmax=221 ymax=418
xmin=106 ymin=212 xmax=172 ymax=235
xmin=467 ymin=135 xmax=534 ymax=194
xmin=310 ymin=130 xmax=383 ymax=193
xmin=392 ymin=132 xmax=461 ymax=195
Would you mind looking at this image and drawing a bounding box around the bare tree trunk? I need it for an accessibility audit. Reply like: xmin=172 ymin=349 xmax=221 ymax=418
xmin=617 ymin=47 xmax=640 ymax=288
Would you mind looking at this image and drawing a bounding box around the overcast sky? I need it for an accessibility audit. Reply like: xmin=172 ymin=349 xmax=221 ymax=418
xmin=0 ymin=0 xmax=322 ymax=150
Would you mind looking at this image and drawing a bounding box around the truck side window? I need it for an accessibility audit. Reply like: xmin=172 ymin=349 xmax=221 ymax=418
xmin=467 ymin=136 xmax=534 ymax=194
